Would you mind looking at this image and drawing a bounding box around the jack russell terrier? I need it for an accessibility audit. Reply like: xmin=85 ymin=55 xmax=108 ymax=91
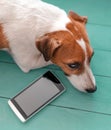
xmin=0 ymin=0 xmax=97 ymax=93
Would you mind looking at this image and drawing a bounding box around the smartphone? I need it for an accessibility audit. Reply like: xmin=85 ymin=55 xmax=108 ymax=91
xmin=8 ymin=71 xmax=66 ymax=122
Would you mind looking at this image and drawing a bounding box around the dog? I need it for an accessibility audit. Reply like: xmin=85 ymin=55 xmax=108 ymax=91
xmin=0 ymin=0 xmax=96 ymax=93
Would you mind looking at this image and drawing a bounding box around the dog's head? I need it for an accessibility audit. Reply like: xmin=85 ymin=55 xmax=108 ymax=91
xmin=36 ymin=11 xmax=96 ymax=93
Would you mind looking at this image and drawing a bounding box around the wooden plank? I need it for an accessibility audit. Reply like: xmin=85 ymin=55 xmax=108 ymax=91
xmin=87 ymin=24 xmax=111 ymax=51
xmin=0 ymin=51 xmax=14 ymax=63
xmin=1 ymin=98 xmax=111 ymax=130
xmin=91 ymin=50 xmax=111 ymax=77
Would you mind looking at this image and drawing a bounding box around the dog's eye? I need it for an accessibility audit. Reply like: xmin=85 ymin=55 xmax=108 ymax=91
xmin=67 ymin=62 xmax=81 ymax=69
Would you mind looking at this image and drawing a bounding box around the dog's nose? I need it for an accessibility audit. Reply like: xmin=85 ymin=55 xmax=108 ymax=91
xmin=86 ymin=86 xmax=97 ymax=93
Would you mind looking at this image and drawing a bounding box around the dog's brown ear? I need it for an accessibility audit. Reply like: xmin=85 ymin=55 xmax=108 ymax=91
xmin=68 ymin=11 xmax=88 ymax=24
xmin=36 ymin=35 xmax=61 ymax=61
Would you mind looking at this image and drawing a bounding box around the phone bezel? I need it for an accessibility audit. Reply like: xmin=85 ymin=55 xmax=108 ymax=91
xmin=8 ymin=71 xmax=66 ymax=122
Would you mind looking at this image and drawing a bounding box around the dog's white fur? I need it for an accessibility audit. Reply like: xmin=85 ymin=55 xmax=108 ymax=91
xmin=0 ymin=0 xmax=96 ymax=92
xmin=0 ymin=0 xmax=70 ymax=72
xmin=69 ymin=38 xmax=95 ymax=92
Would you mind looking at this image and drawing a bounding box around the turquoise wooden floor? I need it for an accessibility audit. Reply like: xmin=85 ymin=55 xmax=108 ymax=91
xmin=0 ymin=0 xmax=111 ymax=129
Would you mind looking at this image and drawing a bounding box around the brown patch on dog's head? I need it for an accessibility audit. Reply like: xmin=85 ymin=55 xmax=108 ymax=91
xmin=36 ymin=30 xmax=86 ymax=75
xmin=36 ymin=11 xmax=96 ymax=92
xmin=0 ymin=24 xmax=9 ymax=49
xmin=36 ymin=11 xmax=93 ymax=75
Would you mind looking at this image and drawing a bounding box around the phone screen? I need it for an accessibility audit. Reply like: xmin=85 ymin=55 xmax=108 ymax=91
xmin=9 ymin=71 xmax=65 ymax=121
xmin=14 ymin=77 xmax=59 ymax=116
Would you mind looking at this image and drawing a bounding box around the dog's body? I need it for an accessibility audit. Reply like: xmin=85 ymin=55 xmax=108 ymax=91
xmin=0 ymin=0 xmax=96 ymax=92
xmin=0 ymin=0 xmax=69 ymax=71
